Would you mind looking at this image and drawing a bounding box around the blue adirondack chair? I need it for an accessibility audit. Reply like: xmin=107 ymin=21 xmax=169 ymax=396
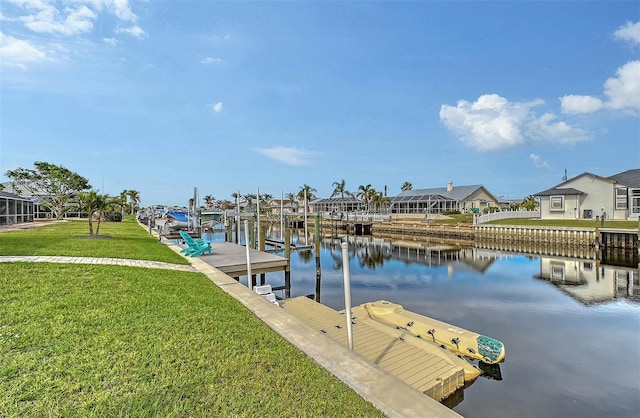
xmin=178 ymin=230 xmax=212 ymax=257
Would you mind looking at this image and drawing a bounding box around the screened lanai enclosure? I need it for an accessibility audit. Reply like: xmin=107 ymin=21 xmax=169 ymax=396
xmin=389 ymin=192 xmax=459 ymax=214
xmin=389 ymin=185 xmax=499 ymax=215
xmin=310 ymin=197 xmax=362 ymax=213
xmin=0 ymin=191 xmax=35 ymax=225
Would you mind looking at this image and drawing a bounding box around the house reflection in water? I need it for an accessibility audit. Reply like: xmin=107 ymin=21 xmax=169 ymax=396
xmin=535 ymin=256 xmax=639 ymax=305
xmin=322 ymin=234 xmax=504 ymax=275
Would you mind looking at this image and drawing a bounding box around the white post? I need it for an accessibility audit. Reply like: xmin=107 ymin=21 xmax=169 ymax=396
xmin=236 ymin=190 xmax=240 ymax=244
xmin=342 ymin=242 xmax=354 ymax=350
xmin=304 ymin=189 xmax=308 ymax=245
xmin=280 ymin=190 xmax=284 ymax=241
xmin=244 ymin=220 xmax=252 ymax=289
xmin=256 ymin=187 xmax=260 ymax=249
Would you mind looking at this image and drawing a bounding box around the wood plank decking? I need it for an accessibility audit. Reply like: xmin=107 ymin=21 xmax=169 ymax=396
xmin=196 ymin=241 xmax=288 ymax=277
xmin=281 ymin=296 xmax=465 ymax=401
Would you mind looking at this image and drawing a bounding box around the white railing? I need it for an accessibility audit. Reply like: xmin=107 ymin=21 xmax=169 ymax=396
xmin=325 ymin=211 xmax=392 ymax=222
xmin=473 ymin=209 xmax=540 ymax=225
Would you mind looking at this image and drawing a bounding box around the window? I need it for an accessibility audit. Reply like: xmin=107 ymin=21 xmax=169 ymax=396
xmin=632 ymin=189 xmax=640 ymax=213
xmin=550 ymin=196 xmax=564 ymax=211
xmin=551 ymin=263 xmax=565 ymax=281
xmin=616 ymin=188 xmax=628 ymax=210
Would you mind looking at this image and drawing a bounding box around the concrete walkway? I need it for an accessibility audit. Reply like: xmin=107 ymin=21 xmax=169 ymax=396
xmin=0 ymin=255 xmax=197 ymax=272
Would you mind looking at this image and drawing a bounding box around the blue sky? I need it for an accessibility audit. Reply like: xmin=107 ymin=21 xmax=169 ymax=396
xmin=1 ymin=1 xmax=639 ymax=207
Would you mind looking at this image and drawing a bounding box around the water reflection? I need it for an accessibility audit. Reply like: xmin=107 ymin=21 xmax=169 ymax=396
xmin=214 ymin=226 xmax=640 ymax=417
xmin=536 ymin=256 xmax=639 ymax=305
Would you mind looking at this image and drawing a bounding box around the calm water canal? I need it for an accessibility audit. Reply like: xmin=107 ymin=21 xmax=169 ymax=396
xmin=209 ymin=228 xmax=640 ymax=418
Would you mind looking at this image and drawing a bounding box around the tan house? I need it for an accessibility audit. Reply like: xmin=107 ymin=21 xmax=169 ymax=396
xmin=389 ymin=182 xmax=500 ymax=215
xmin=535 ymin=169 xmax=640 ymax=220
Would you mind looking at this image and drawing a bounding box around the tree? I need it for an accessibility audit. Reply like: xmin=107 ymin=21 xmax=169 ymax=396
xmin=5 ymin=161 xmax=91 ymax=220
xmin=75 ymin=191 xmax=113 ymax=235
xmin=297 ymin=184 xmax=317 ymax=213
xmin=357 ymin=184 xmax=375 ymax=212
xmin=76 ymin=191 xmax=99 ymax=235
xmin=370 ymin=191 xmax=390 ymax=213
xmin=243 ymin=193 xmax=256 ymax=212
xmin=204 ymin=195 xmax=215 ymax=208
xmin=401 ymin=181 xmax=413 ymax=191
xmin=522 ymin=195 xmax=539 ymax=211
xmin=259 ymin=193 xmax=274 ymax=216
xmin=331 ymin=179 xmax=354 ymax=212
xmin=285 ymin=192 xmax=298 ymax=213
xmin=118 ymin=190 xmax=129 ymax=219
xmin=126 ymin=189 xmax=140 ymax=215
xmin=93 ymin=193 xmax=113 ymax=235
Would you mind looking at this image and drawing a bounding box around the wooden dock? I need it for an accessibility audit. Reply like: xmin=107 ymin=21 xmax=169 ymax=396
xmin=281 ymin=296 xmax=465 ymax=401
xmin=195 ymin=242 xmax=288 ymax=278
xmin=264 ymin=238 xmax=313 ymax=252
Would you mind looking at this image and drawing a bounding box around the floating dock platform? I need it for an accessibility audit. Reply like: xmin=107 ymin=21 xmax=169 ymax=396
xmin=281 ymin=296 xmax=467 ymax=401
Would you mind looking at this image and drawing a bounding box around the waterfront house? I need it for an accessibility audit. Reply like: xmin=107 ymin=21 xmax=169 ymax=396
xmin=389 ymin=182 xmax=500 ymax=215
xmin=309 ymin=196 xmax=361 ymax=214
xmin=535 ymin=169 xmax=640 ymax=220
xmin=0 ymin=190 xmax=35 ymax=225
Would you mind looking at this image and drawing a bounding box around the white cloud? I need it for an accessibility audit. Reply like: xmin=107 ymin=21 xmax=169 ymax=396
xmin=17 ymin=3 xmax=97 ymax=35
xmin=210 ymin=102 xmax=223 ymax=112
xmin=525 ymin=113 xmax=589 ymax=144
xmin=201 ymin=57 xmax=222 ymax=65
xmin=440 ymin=94 xmax=588 ymax=151
xmin=529 ymin=154 xmax=550 ymax=169
xmin=110 ymin=0 xmax=138 ymax=22
xmin=614 ymin=20 xmax=640 ymax=45
xmin=115 ymin=25 xmax=146 ymax=39
xmin=560 ymin=60 xmax=640 ymax=114
xmin=0 ymin=31 xmax=49 ymax=69
xmin=103 ymin=37 xmax=118 ymax=45
xmin=559 ymin=95 xmax=604 ymax=114
xmin=7 ymin=0 xmax=143 ymax=37
xmin=603 ymin=60 xmax=640 ymax=111
xmin=254 ymin=146 xmax=317 ymax=166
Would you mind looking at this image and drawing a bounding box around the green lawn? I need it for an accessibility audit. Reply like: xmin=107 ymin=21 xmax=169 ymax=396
xmin=0 ymin=218 xmax=383 ymax=417
xmin=0 ymin=218 xmax=188 ymax=264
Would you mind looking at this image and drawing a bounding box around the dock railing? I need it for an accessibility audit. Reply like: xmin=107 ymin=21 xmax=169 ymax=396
xmin=346 ymin=212 xmax=392 ymax=222
xmin=473 ymin=209 xmax=540 ymax=225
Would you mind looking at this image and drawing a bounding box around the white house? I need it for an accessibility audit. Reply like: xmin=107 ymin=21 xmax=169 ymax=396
xmin=536 ymin=169 xmax=640 ymax=220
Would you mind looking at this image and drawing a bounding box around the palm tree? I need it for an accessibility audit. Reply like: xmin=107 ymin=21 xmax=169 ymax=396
xmin=94 ymin=193 xmax=113 ymax=235
xmin=357 ymin=184 xmax=375 ymax=212
xmin=297 ymin=184 xmax=317 ymax=213
xmin=401 ymin=181 xmax=413 ymax=191
xmin=522 ymin=195 xmax=538 ymax=211
xmin=331 ymin=179 xmax=354 ymax=212
xmin=76 ymin=191 xmax=113 ymax=235
xmin=204 ymin=195 xmax=215 ymax=208
xmin=370 ymin=191 xmax=390 ymax=214
xmin=243 ymin=193 xmax=256 ymax=212
xmin=258 ymin=193 xmax=271 ymax=212
xmin=285 ymin=192 xmax=298 ymax=213
xmin=126 ymin=189 xmax=140 ymax=215
xmin=118 ymin=190 xmax=129 ymax=219
xmin=76 ymin=190 xmax=99 ymax=235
